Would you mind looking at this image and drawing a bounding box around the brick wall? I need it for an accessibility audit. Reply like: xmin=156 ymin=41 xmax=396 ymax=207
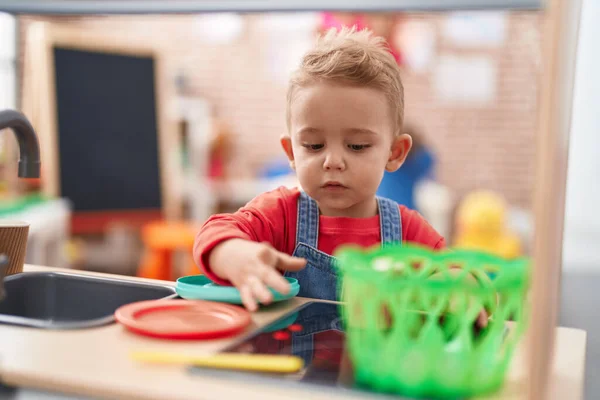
xmin=18 ymin=12 xmax=542 ymax=209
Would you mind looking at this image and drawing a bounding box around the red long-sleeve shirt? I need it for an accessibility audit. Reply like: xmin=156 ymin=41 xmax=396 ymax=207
xmin=194 ymin=186 xmax=445 ymax=284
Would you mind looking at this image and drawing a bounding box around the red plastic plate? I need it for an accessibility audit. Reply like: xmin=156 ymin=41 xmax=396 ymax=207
xmin=115 ymin=299 xmax=251 ymax=340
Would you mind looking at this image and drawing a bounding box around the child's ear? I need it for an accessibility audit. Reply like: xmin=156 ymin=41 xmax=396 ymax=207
xmin=386 ymin=133 xmax=412 ymax=172
xmin=280 ymin=135 xmax=296 ymax=170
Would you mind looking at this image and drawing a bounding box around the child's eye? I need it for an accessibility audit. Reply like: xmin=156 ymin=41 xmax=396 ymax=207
xmin=348 ymin=144 xmax=370 ymax=151
xmin=302 ymin=144 xmax=324 ymax=151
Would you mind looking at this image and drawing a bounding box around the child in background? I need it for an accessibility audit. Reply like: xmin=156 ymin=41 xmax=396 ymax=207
xmin=193 ymin=27 xmax=444 ymax=311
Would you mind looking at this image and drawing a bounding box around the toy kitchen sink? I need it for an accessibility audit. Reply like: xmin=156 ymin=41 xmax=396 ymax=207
xmin=0 ymin=270 xmax=177 ymax=329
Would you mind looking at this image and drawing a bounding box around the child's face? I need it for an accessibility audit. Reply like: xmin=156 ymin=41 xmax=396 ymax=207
xmin=282 ymin=82 xmax=411 ymax=218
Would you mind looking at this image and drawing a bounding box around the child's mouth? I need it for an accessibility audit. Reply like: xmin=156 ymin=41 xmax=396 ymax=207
xmin=322 ymin=182 xmax=347 ymax=191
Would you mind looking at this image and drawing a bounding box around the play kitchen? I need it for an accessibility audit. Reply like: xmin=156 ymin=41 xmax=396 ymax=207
xmin=0 ymin=108 xmax=587 ymax=399
xmin=0 ymin=228 xmax=532 ymax=397
xmin=0 ymin=246 xmax=586 ymax=400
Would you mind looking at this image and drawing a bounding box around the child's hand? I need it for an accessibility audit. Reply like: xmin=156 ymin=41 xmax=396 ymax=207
xmin=476 ymin=309 xmax=489 ymax=329
xmin=428 ymin=266 xmax=490 ymax=331
xmin=209 ymin=239 xmax=307 ymax=311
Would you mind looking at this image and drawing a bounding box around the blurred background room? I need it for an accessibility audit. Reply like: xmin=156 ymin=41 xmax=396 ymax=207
xmin=1 ymin=10 xmax=542 ymax=275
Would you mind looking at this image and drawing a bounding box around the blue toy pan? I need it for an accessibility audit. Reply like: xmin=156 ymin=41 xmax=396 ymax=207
xmin=176 ymin=275 xmax=300 ymax=305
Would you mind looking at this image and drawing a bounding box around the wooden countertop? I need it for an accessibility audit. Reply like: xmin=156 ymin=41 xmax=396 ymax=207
xmin=0 ymin=265 xmax=587 ymax=400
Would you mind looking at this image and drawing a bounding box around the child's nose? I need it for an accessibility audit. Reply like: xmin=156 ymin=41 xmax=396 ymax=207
xmin=323 ymin=151 xmax=345 ymax=170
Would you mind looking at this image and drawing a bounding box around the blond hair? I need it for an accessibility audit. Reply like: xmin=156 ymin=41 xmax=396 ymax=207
xmin=286 ymin=27 xmax=404 ymax=133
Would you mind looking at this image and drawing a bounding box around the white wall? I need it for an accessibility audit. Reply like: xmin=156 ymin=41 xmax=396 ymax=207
xmin=0 ymin=12 xmax=16 ymax=164
xmin=562 ymin=0 xmax=600 ymax=270
xmin=0 ymin=12 xmax=16 ymax=110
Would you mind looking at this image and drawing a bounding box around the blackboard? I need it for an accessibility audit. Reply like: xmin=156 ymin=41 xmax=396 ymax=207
xmin=53 ymin=47 xmax=162 ymax=213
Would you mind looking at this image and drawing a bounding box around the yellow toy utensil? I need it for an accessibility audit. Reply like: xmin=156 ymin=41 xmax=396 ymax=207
xmin=130 ymin=351 xmax=304 ymax=374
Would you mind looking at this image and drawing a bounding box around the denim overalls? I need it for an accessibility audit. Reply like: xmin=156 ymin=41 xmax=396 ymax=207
xmin=285 ymin=192 xmax=403 ymax=366
xmin=285 ymin=191 xmax=403 ymax=301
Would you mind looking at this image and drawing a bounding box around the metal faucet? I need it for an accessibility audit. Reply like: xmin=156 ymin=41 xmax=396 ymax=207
xmin=0 ymin=110 xmax=41 ymax=178
xmin=0 ymin=109 xmax=41 ymax=300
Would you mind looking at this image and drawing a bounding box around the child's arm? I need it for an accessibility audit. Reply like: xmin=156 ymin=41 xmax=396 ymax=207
xmin=400 ymin=206 xmax=445 ymax=250
xmin=193 ymin=188 xmax=306 ymax=311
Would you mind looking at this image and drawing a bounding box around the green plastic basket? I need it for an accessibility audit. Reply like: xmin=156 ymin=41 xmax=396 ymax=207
xmin=335 ymin=244 xmax=530 ymax=399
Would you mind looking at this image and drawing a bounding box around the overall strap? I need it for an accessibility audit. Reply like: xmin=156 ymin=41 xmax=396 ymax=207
xmin=296 ymin=192 xmax=320 ymax=248
xmin=377 ymin=196 xmax=403 ymax=246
